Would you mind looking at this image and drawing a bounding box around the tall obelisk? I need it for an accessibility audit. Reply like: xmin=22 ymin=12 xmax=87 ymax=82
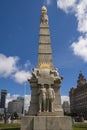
xmin=38 ymin=6 xmax=53 ymax=68
xmin=28 ymin=6 xmax=63 ymax=116
xmin=21 ymin=6 xmax=72 ymax=130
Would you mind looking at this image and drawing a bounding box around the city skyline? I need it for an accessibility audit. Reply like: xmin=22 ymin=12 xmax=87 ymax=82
xmin=0 ymin=0 xmax=87 ymax=102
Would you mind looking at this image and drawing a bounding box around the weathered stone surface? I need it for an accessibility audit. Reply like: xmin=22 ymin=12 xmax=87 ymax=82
xmin=37 ymin=111 xmax=63 ymax=116
xmin=21 ymin=116 xmax=33 ymax=130
xmin=28 ymin=67 xmax=63 ymax=116
xmin=21 ymin=116 xmax=72 ymax=130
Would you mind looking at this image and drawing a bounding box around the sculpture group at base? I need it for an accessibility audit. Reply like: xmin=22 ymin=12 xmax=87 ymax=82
xmin=38 ymin=85 xmax=55 ymax=113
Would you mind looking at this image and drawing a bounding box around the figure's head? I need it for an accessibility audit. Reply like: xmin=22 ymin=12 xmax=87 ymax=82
xmin=47 ymin=85 xmax=51 ymax=89
xmin=41 ymin=84 xmax=44 ymax=88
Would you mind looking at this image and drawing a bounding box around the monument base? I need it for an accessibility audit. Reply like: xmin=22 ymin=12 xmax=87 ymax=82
xmin=37 ymin=111 xmax=63 ymax=116
xmin=21 ymin=116 xmax=72 ymax=130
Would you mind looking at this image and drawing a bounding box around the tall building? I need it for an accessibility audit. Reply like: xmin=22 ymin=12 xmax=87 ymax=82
xmin=8 ymin=97 xmax=24 ymax=115
xmin=69 ymin=72 xmax=87 ymax=118
xmin=62 ymin=101 xmax=70 ymax=114
xmin=0 ymin=90 xmax=7 ymax=108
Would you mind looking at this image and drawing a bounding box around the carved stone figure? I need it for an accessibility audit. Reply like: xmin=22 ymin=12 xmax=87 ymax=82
xmin=40 ymin=13 xmax=48 ymax=24
xmin=38 ymin=85 xmax=46 ymax=112
xmin=46 ymin=86 xmax=55 ymax=112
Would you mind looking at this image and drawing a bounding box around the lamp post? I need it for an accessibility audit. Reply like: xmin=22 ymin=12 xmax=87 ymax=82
xmin=23 ymin=83 xmax=26 ymax=116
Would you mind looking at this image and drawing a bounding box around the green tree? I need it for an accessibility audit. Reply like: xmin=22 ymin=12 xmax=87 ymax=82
xmin=13 ymin=112 xmax=19 ymax=119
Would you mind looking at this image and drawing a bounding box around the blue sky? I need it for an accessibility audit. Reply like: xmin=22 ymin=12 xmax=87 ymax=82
xmin=0 ymin=0 xmax=87 ymax=99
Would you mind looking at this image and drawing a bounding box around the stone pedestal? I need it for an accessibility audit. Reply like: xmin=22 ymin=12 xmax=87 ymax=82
xmin=21 ymin=116 xmax=72 ymax=130
xmin=37 ymin=111 xmax=63 ymax=116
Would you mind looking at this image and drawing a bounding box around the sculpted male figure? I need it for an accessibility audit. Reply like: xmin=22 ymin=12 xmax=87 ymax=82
xmin=40 ymin=6 xmax=48 ymax=25
xmin=38 ymin=84 xmax=46 ymax=112
xmin=47 ymin=86 xmax=55 ymax=112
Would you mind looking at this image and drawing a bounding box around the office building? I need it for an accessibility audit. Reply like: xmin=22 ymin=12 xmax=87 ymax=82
xmin=8 ymin=97 xmax=24 ymax=114
xmin=62 ymin=101 xmax=70 ymax=114
xmin=0 ymin=90 xmax=7 ymax=108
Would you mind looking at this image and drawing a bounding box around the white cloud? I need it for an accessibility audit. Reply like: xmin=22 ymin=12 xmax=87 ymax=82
xmin=75 ymin=0 xmax=87 ymax=33
xmin=57 ymin=0 xmax=87 ymax=62
xmin=57 ymin=0 xmax=76 ymax=13
xmin=13 ymin=70 xmax=31 ymax=84
xmin=57 ymin=0 xmax=87 ymax=33
xmin=46 ymin=0 xmax=51 ymax=5
xmin=71 ymin=35 xmax=87 ymax=62
xmin=61 ymin=96 xmax=69 ymax=104
xmin=0 ymin=53 xmax=32 ymax=84
xmin=24 ymin=60 xmax=31 ymax=69
xmin=0 ymin=54 xmax=18 ymax=77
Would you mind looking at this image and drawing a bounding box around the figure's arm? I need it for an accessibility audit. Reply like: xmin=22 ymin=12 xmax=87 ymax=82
xmin=52 ymin=89 xmax=55 ymax=100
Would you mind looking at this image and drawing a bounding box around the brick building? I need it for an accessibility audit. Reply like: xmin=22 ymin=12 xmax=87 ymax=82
xmin=69 ymin=72 xmax=87 ymax=118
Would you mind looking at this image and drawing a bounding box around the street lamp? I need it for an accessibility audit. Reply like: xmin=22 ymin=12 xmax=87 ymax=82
xmin=23 ymin=83 xmax=26 ymax=116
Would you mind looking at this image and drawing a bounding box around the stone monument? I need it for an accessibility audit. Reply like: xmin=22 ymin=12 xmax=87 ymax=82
xmin=21 ymin=6 xmax=72 ymax=130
